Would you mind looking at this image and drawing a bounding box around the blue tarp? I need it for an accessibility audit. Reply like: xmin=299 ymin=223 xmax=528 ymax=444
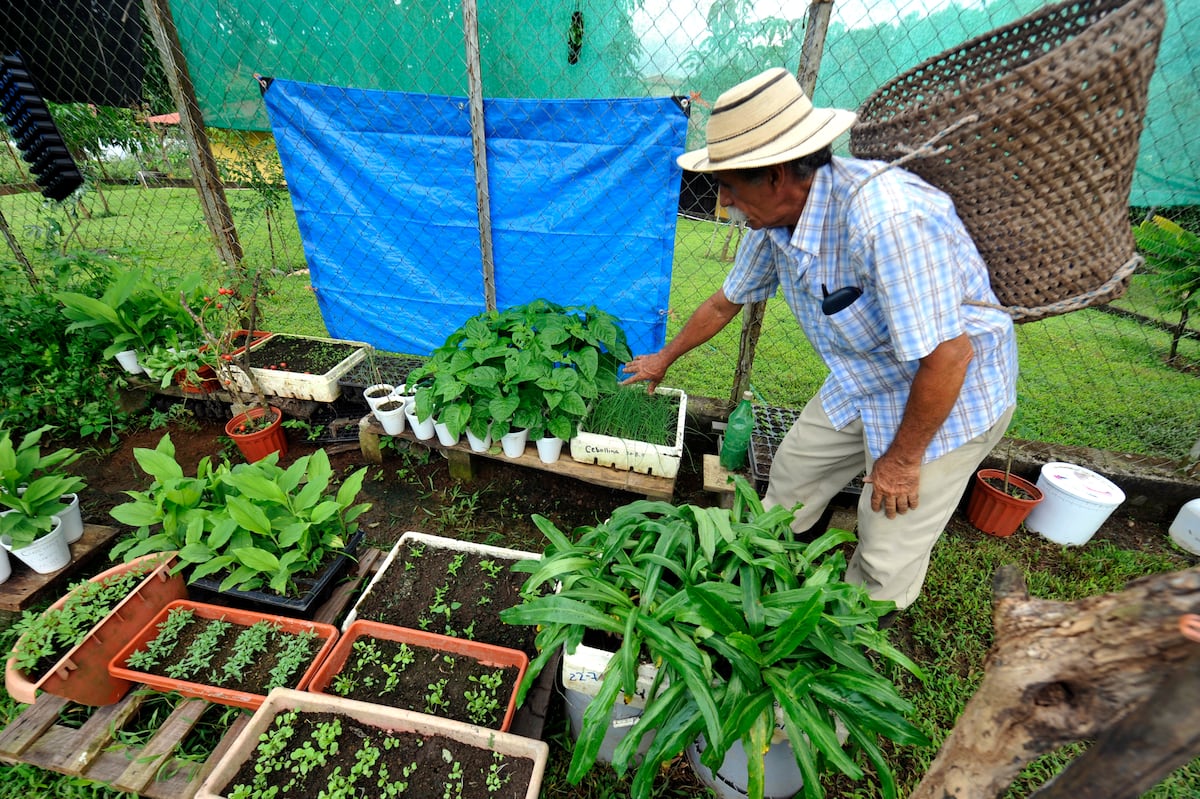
xmin=262 ymin=79 xmax=688 ymax=357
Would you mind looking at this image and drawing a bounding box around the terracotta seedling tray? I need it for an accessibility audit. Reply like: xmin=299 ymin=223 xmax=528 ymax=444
xmin=195 ymin=688 xmax=550 ymax=799
xmin=5 ymin=552 xmax=186 ymax=706
xmin=307 ymin=619 xmax=529 ymax=731
xmin=108 ymin=599 xmax=339 ymax=711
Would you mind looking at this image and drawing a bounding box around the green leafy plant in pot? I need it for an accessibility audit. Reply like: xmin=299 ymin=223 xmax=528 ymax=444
xmin=110 ymin=433 xmax=370 ymax=597
xmin=500 ymin=477 xmax=930 ymax=799
xmin=0 ymin=425 xmax=86 ymax=550
xmin=408 ymin=299 xmax=632 ymax=442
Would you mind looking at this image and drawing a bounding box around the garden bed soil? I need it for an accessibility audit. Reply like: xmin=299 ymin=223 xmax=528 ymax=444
xmin=246 ymin=335 xmax=360 ymax=374
xmin=350 ymin=541 xmax=540 ymax=658
xmin=322 ymin=636 xmax=521 ymax=729
xmin=220 ymin=710 xmax=535 ymax=799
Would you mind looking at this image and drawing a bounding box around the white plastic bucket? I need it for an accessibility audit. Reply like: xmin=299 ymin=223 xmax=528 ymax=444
xmin=1025 ymin=462 xmax=1125 ymax=546
xmin=1168 ymin=498 xmax=1200 ymax=556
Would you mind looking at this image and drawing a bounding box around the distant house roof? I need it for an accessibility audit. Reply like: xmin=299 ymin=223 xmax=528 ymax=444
xmin=146 ymin=112 xmax=181 ymax=125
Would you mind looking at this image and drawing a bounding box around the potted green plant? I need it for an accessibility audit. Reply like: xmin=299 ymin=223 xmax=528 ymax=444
xmin=138 ymin=343 xmax=221 ymax=393
xmin=500 ymin=477 xmax=931 ymax=799
xmin=0 ymin=425 xmax=86 ymax=572
xmin=408 ymin=299 xmax=632 ymax=445
xmin=571 ymin=384 xmax=689 ymax=477
xmin=55 ymin=266 xmax=209 ymax=375
xmin=109 ymin=433 xmax=370 ymax=617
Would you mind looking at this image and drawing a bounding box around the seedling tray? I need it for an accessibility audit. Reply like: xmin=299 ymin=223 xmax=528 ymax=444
xmin=339 ymin=353 xmax=427 ymax=392
xmin=108 ymin=600 xmax=339 ymax=711
xmin=571 ymin=387 xmax=687 ymax=478
xmin=227 ymin=334 xmax=371 ymax=402
xmin=749 ymin=404 xmax=863 ymax=495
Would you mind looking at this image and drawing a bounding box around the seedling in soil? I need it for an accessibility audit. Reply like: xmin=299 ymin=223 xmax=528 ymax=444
xmin=165 ymin=616 xmax=232 ymax=679
xmin=266 ymin=630 xmax=318 ymax=691
xmin=125 ymin=606 xmax=195 ymax=671
xmin=425 ymin=678 xmax=450 ymax=714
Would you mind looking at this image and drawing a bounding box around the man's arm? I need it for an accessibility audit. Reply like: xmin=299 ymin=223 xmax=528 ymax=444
xmin=621 ymin=289 xmax=742 ymax=392
xmin=865 ymin=333 xmax=974 ymax=518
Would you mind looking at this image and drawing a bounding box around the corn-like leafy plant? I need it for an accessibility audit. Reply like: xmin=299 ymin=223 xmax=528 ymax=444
xmin=501 ymin=476 xmax=930 ymax=799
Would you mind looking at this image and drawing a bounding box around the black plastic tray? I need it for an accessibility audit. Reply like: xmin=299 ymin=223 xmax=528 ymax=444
xmin=189 ymin=530 xmax=365 ymax=618
xmin=748 ymin=405 xmax=863 ymax=496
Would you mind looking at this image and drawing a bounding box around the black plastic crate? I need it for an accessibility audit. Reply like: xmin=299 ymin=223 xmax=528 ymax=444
xmin=748 ymin=404 xmax=863 ymax=496
xmin=338 ymin=354 xmax=426 ymax=408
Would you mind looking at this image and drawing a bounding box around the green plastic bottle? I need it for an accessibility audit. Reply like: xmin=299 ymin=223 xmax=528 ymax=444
xmin=719 ymin=391 xmax=754 ymax=470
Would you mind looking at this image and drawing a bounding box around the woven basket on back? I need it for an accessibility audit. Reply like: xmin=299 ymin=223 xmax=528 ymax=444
xmin=849 ymin=0 xmax=1165 ymax=321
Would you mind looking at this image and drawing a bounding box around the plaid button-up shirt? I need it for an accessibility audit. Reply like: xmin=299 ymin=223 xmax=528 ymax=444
xmin=723 ymin=156 xmax=1017 ymax=462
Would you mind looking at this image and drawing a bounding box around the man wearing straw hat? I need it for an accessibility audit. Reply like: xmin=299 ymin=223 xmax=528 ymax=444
xmin=623 ymin=67 xmax=1018 ymax=614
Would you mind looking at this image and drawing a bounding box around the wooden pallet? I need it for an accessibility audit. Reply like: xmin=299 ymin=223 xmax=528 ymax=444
xmin=0 ymin=524 xmax=122 ymax=617
xmin=358 ymin=415 xmax=677 ymax=501
xmin=0 ymin=547 xmax=382 ymax=797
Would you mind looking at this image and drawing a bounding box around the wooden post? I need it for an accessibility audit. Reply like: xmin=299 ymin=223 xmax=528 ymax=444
xmin=728 ymin=0 xmax=834 ymax=404
xmin=462 ymin=0 xmax=497 ymax=312
xmin=142 ymin=0 xmax=244 ymax=272
xmin=0 ymin=208 xmax=37 ymax=288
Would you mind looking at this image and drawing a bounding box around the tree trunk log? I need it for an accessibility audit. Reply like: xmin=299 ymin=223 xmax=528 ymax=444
xmin=909 ymin=564 xmax=1200 ymax=799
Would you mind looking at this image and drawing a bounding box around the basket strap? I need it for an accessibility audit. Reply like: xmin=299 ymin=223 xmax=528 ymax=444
xmin=963 ymin=255 xmax=1143 ymax=321
xmin=846 ymin=114 xmax=981 ymax=204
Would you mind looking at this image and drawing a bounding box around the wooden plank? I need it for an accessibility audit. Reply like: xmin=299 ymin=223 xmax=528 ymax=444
xmin=312 ymin=547 xmax=382 ymax=627
xmin=112 ymin=697 xmax=208 ymax=795
xmin=48 ymin=692 xmax=146 ymax=775
xmin=177 ymin=712 xmax=252 ymax=799
xmin=0 ymin=694 xmax=68 ymax=757
xmin=703 ymin=454 xmax=737 ymax=509
xmin=360 ymin=415 xmax=676 ymax=500
xmin=0 ymin=524 xmax=122 ymax=614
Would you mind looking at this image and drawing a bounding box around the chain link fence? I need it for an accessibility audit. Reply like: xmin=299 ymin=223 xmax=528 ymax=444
xmin=1 ymin=0 xmax=1197 ymax=463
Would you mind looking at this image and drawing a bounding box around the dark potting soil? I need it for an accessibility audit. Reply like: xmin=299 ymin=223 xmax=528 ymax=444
xmin=122 ymin=615 xmax=320 ymax=696
xmin=981 ymin=476 xmax=1039 ymax=501
xmin=350 ymin=541 xmax=541 ymax=659
xmin=248 ymin=335 xmax=359 ymax=375
xmin=222 ymin=710 xmax=536 ymax=799
xmin=325 ymin=637 xmax=521 ymax=729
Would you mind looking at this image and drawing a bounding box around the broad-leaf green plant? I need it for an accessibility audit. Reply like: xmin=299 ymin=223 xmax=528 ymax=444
xmin=409 ymin=299 xmax=632 ymax=441
xmin=500 ymin=476 xmax=930 ymax=799
xmin=110 ymin=434 xmax=371 ymax=595
xmin=1132 ymin=215 xmax=1200 ymax=360
xmin=0 ymin=425 xmax=86 ymax=548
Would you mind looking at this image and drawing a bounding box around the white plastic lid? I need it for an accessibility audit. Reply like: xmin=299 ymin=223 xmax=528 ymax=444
xmin=1039 ymin=462 xmax=1125 ymax=503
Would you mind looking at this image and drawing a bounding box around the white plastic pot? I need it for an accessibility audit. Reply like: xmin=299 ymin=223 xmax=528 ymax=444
xmin=535 ymin=435 xmax=565 ymax=464
xmin=434 ymin=419 xmax=460 ymax=447
xmin=0 ymin=546 xmax=10 ymax=584
xmin=2 ymin=514 xmax=71 ymax=574
xmin=500 ymin=428 xmax=529 ymax=458
xmin=404 ymin=400 xmax=436 ymax=440
xmin=59 ymin=492 xmax=83 ymax=544
xmin=1169 ymin=498 xmax=1200 ymax=555
xmin=373 ymin=400 xmax=408 ymax=436
xmin=113 ymin=349 xmax=143 ymax=374
xmin=1025 ymin=462 xmax=1125 ymax=546
xmin=465 ymin=426 xmax=492 ymax=453
xmin=561 ymin=642 xmax=658 ymax=765
xmin=687 ymin=735 xmax=805 ymax=799
xmin=363 ymin=384 xmax=396 ymax=412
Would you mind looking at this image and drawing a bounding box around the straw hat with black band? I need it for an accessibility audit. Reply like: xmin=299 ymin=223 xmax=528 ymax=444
xmin=677 ymin=67 xmax=857 ymax=173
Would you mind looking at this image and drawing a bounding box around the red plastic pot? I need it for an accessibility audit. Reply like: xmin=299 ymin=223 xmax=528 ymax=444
xmin=225 ymin=405 xmax=287 ymax=462
xmin=307 ymin=619 xmax=529 ymax=732
xmin=177 ymin=364 xmax=220 ymax=394
xmin=108 ymin=599 xmax=340 ymax=711
xmin=5 ymin=552 xmax=186 ymax=706
xmin=966 ymin=468 xmax=1045 ymax=537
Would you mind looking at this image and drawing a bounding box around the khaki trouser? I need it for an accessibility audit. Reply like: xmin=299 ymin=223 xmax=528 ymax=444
xmin=763 ymin=398 xmax=1014 ymax=610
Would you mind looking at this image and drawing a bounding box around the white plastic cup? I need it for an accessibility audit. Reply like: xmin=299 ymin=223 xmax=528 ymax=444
xmin=465 ymin=427 xmax=492 ymax=453
xmin=363 ymin=384 xmax=396 ymax=412
xmin=114 ymin=349 xmax=144 ymax=374
xmin=535 ymin=435 xmax=564 ymax=464
xmin=500 ymin=428 xmax=529 ymax=458
xmin=434 ymin=419 xmax=460 ymax=447
xmin=373 ymin=399 xmax=408 ymax=436
xmin=404 ymin=399 xmax=436 ymax=441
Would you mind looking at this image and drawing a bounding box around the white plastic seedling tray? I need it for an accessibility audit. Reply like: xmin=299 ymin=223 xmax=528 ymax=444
xmin=570 ymin=387 xmax=687 ymax=478
xmin=228 ymin=333 xmax=370 ymax=402
xmin=342 ymin=530 xmax=540 ymax=632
